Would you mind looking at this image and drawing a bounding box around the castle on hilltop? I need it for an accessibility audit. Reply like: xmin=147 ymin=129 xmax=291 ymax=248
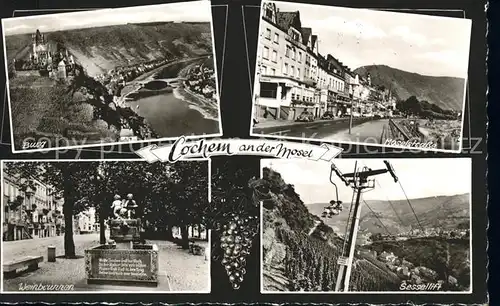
xmin=30 ymin=29 xmax=51 ymax=66
xmin=11 ymin=29 xmax=76 ymax=79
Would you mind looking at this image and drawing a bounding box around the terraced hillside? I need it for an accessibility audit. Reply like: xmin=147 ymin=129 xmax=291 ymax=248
xmin=261 ymin=167 xmax=401 ymax=292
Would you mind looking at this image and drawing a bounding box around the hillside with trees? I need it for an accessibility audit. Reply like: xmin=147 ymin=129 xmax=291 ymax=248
xmin=354 ymin=65 xmax=465 ymax=111
xmin=396 ymin=96 xmax=460 ymax=120
xmin=307 ymin=193 xmax=470 ymax=235
xmin=5 ymin=22 xmax=213 ymax=76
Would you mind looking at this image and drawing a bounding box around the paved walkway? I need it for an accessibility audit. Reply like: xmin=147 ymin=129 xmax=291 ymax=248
xmin=3 ymin=233 xmax=100 ymax=263
xmin=3 ymin=235 xmax=209 ymax=292
xmin=322 ymin=119 xmax=389 ymax=144
xmin=253 ymin=118 xmax=334 ymax=129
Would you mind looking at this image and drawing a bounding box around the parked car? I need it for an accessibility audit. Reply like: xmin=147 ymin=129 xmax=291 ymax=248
xmin=351 ymin=112 xmax=361 ymax=118
xmin=321 ymin=111 xmax=335 ymax=120
xmin=296 ymin=111 xmax=314 ymax=122
xmin=373 ymin=114 xmax=382 ymax=119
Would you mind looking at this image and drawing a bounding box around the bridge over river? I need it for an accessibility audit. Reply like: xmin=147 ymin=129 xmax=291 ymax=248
xmin=136 ymin=77 xmax=186 ymax=88
xmin=119 ymin=56 xmax=218 ymax=137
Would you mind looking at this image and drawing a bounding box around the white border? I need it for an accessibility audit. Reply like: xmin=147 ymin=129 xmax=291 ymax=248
xmin=1 ymin=0 xmax=224 ymax=154
xmin=246 ymin=1 xmax=471 ymax=154
xmin=259 ymin=157 xmax=473 ymax=294
xmin=1 ymin=158 xmax=212 ymax=294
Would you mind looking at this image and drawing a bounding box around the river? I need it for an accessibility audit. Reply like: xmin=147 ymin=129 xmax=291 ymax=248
xmin=126 ymin=58 xmax=220 ymax=138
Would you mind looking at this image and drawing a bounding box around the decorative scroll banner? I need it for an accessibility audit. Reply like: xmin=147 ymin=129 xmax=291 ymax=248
xmin=135 ymin=136 xmax=343 ymax=163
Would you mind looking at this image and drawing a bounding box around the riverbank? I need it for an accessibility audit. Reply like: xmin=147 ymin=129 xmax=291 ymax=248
xmin=126 ymin=90 xmax=219 ymax=137
xmin=174 ymin=58 xmax=220 ymax=121
xmin=115 ymin=57 xmax=220 ymax=137
xmin=120 ymin=57 xmax=202 ymax=98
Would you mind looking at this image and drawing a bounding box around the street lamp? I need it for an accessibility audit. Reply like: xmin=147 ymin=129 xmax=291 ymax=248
xmin=348 ymin=99 xmax=353 ymax=134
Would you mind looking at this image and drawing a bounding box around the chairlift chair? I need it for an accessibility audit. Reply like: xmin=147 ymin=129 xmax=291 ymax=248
xmin=329 ymin=200 xmax=344 ymax=211
xmin=319 ymin=165 xmax=347 ymax=219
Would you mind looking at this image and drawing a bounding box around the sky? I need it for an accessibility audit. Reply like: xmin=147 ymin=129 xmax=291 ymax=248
xmin=268 ymin=1 xmax=472 ymax=78
xmin=2 ymin=0 xmax=212 ymax=36
xmin=261 ymin=158 xmax=471 ymax=204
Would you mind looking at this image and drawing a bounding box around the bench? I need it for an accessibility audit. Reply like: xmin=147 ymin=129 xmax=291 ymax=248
xmin=3 ymin=256 xmax=43 ymax=278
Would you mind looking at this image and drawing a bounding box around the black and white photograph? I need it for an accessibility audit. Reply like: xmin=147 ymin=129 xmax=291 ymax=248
xmin=250 ymin=1 xmax=471 ymax=152
xmin=2 ymin=1 xmax=222 ymax=153
xmin=1 ymin=159 xmax=211 ymax=292
xmin=260 ymin=158 xmax=471 ymax=292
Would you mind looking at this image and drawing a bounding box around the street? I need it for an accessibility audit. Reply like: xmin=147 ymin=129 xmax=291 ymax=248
xmin=3 ymin=233 xmax=100 ymax=264
xmin=252 ymin=117 xmax=379 ymax=140
xmin=3 ymin=234 xmax=210 ymax=292
xmin=322 ymin=119 xmax=389 ymax=144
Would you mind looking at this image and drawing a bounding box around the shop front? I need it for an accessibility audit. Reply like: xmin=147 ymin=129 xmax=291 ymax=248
xmin=256 ymin=75 xmax=319 ymax=121
xmin=255 ymin=76 xmax=296 ymax=120
xmin=324 ymin=91 xmax=352 ymax=117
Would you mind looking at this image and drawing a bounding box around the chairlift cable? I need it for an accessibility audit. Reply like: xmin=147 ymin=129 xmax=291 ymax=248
xmin=374 ymin=177 xmax=406 ymax=227
xmin=362 ymin=199 xmax=393 ymax=237
xmin=361 ymin=161 xmax=406 ymax=228
xmin=397 ymin=180 xmax=425 ymax=233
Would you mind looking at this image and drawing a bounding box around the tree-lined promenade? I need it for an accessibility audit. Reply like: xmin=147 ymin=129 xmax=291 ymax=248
xmin=3 ymin=161 xmax=209 ymax=258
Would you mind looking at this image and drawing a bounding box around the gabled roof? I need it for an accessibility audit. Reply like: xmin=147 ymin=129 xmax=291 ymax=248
xmin=276 ymin=11 xmax=301 ymax=32
xmin=301 ymin=27 xmax=312 ymax=45
xmin=327 ymin=54 xmax=343 ymax=66
xmin=311 ymin=34 xmax=318 ymax=47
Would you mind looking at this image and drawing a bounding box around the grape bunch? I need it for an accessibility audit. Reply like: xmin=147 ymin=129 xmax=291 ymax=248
xmin=219 ymin=213 xmax=259 ymax=290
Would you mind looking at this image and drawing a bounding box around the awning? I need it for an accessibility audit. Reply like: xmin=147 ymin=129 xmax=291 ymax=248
xmin=260 ymin=76 xmax=298 ymax=88
xmin=337 ymin=92 xmax=350 ymax=99
xmin=336 ymin=100 xmax=352 ymax=105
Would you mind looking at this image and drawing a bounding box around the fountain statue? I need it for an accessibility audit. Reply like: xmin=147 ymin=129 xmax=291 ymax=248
xmin=84 ymin=193 xmax=159 ymax=287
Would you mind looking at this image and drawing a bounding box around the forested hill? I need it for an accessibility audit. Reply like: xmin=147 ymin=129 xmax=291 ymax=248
xmin=5 ymin=22 xmax=213 ymax=76
xmin=307 ymin=193 xmax=470 ymax=236
xmin=261 ymin=167 xmax=401 ymax=292
xmin=354 ymin=65 xmax=465 ymax=111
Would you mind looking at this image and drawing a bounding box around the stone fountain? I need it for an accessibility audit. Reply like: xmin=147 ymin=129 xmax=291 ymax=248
xmin=84 ymin=194 xmax=159 ymax=286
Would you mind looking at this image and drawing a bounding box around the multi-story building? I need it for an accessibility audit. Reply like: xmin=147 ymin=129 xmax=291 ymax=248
xmin=325 ymin=54 xmax=353 ymax=115
xmin=317 ymin=54 xmax=349 ymax=116
xmin=172 ymin=225 xmax=208 ymax=240
xmin=344 ymin=70 xmax=364 ymax=115
xmin=2 ymin=171 xmax=62 ymax=241
xmin=254 ymin=4 xmax=388 ymax=122
xmin=3 ymin=172 xmax=31 ymax=241
xmin=31 ymin=180 xmax=58 ymax=238
xmin=301 ymin=29 xmax=322 ymax=116
xmin=254 ymin=2 xmax=319 ymax=120
xmin=75 ymin=207 xmax=97 ymax=234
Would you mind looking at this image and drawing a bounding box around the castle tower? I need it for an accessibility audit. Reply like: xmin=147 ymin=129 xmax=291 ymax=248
xmin=57 ymin=60 xmax=67 ymax=80
xmin=35 ymin=29 xmax=43 ymax=45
